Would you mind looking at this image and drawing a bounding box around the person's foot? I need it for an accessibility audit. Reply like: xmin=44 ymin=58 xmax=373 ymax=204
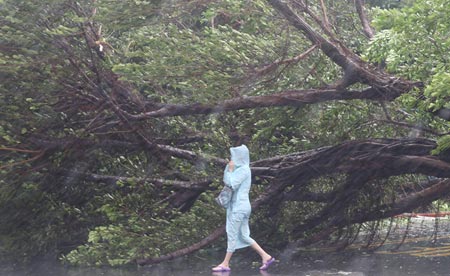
xmin=212 ymin=265 xmax=231 ymax=272
xmin=262 ymin=255 xmax=272 ymax=263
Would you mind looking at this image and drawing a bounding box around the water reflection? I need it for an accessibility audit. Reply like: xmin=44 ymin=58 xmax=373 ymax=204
xmin=211 ymin=270 xmax=274 ymax=276
xmin=212 ymin=272 xmax=231 ymax=276
xmin=259 ymin=270 xmax=272 ymax=276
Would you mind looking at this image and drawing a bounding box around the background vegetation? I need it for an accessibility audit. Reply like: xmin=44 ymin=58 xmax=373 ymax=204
xmin=0 ymin=0 xmax=449 ymax=266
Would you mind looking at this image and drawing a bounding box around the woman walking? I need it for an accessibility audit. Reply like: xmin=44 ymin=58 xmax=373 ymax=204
xmin=212 ymin=144 xmax=275 ymax=272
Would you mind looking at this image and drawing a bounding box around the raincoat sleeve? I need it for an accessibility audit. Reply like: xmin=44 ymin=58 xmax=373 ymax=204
xmin=223 ymin=165 xmax=230 ymax=186
xmin=223 ymin=166 xmax=249 ymax=190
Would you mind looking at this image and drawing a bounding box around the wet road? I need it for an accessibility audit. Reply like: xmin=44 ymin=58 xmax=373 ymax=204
xmin=3 ymin=217 xmax=450 ymax=275
xmin=3 ymin=247 xmax=450 ymax=276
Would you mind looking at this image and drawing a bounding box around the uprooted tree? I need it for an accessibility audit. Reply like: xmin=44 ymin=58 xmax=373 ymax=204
xmin=0 ymin=0 xmax=449 ymax=266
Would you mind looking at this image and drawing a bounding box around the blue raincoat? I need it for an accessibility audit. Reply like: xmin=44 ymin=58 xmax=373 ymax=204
xmin=223 ymin=145 xmax=255 ymax=252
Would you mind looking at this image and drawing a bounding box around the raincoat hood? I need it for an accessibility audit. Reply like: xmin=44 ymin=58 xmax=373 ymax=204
xmin=230 ymin=145 xmax=250 ymax=167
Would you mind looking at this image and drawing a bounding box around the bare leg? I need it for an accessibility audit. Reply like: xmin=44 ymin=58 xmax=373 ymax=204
xmin=213 ymin=252 xmax=233 ymax=269
xmin=251 ymin=242 xmax=272 ymax=263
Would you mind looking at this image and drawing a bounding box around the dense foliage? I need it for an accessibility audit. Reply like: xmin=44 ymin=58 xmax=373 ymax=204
xmin=365 ymin=0 xmax=450 ymax=152
xmin=0 ymin=0 xmax=448 ymax=266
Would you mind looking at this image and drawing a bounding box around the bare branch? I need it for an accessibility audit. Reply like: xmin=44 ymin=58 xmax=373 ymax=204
xmin=0 ymin=151 xmax=45 ymax=170
xmin=0 ymin=147 xmax=41 ymax=154
xmin=378 ymin=102 xmax=443 ymax=136
xmin=291 ymin=0 xmax=336 ymax=38
xmin=353 ymin=178 xmax=450 ymax=222
xmin=254 ymin=44 xmax=318 ymax=76
xmin=377 ymin=119 xmax=442 ymax=136
xmin=319 ymin=0 xmax=332 ymax=32
xmin=355 ymin=0 xmax=375 ymax=39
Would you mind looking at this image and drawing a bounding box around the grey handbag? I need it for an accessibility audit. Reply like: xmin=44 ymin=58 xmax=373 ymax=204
xmin=215 ymin=185 xmax=233 ymax=208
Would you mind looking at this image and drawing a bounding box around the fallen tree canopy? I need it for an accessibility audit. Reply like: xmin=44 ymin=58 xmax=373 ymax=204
xmin=136 ymin=137 xmax=450 ymax=265
xmin=1 ymin=0 xmax=449 ymax=266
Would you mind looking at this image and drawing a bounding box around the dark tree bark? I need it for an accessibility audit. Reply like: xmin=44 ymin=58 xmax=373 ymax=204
xmin=122 ymin=87 xmax=410 ymax=120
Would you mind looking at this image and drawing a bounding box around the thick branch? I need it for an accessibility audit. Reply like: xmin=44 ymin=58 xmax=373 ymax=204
xmin=80 ymin=172 xmax=213 ymax=190
xmin=284 ymin=178 xmax=443 ymax=203
xmin=136 ymin=225 xmax=226 ymax=266
xmin=256 ymin=138 xmax=449 ymax=181
xmin=268 ymin=0 xmax=352 ymax=69
xmin=267 ymin=0 xmax=420 ymax=94
xmin=355 ymin=0 xmax=375 ymax=39
xmin=30 ymin=135 xmax=226 ymax=166
xmin=124 ymin=87 xmax=398 ymax=120
xmin=295 ymin=178 xmax=450 ymax=246
xmin=319 ymin=0 xmax=332 ymax=32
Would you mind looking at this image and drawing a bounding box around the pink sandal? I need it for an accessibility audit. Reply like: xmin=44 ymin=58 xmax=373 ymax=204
xmin=259 ymin=257 xmax=275 ymax=270
xmin=212 ymin=265 xmax=231 ymax=272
